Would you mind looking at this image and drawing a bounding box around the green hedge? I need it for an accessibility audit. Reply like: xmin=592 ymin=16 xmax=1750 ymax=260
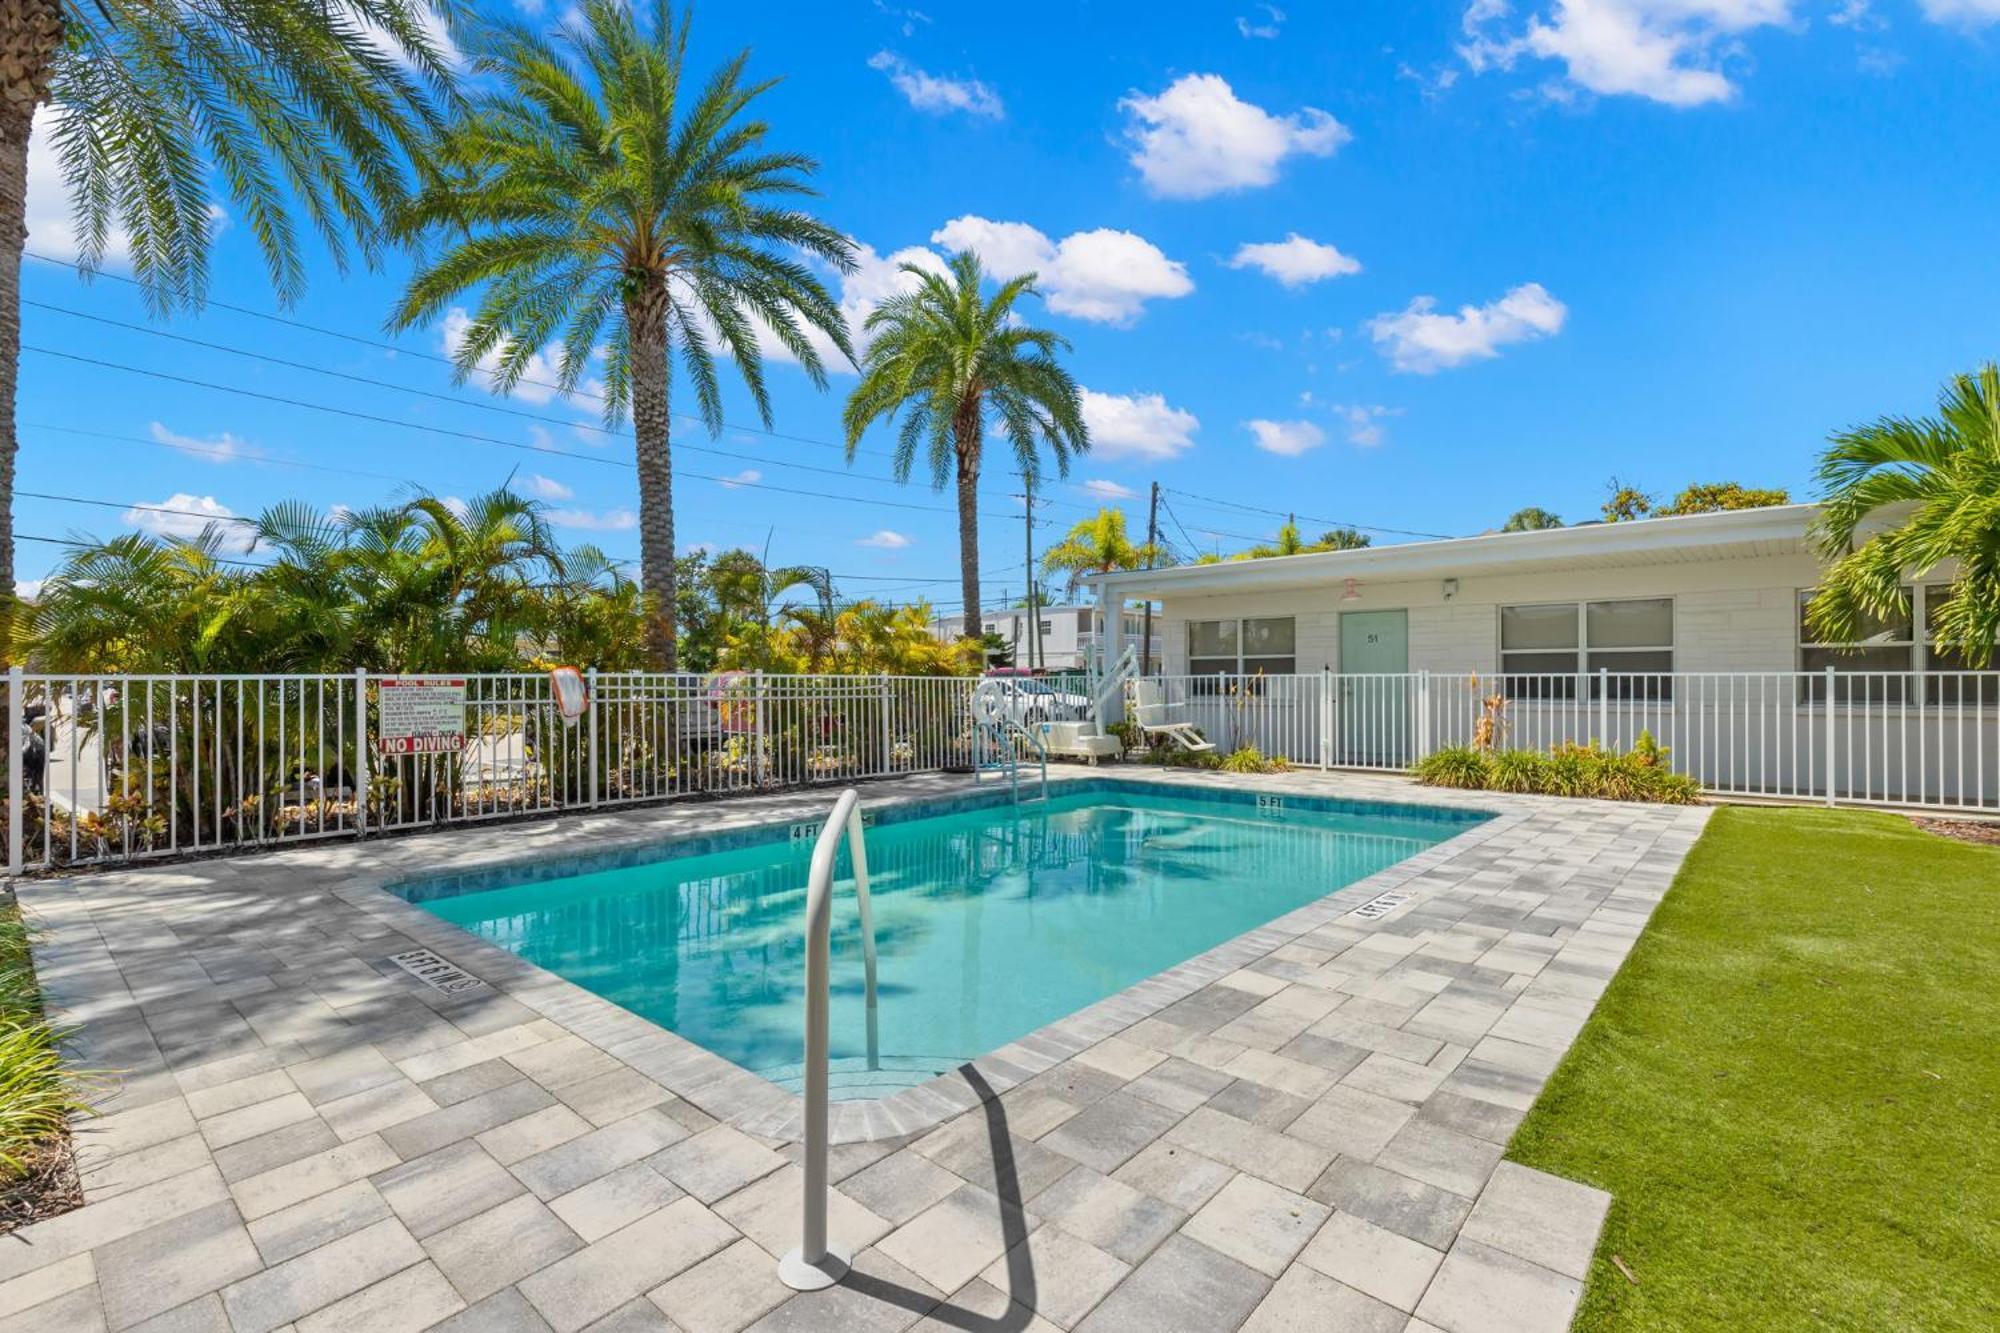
xmin=1415 ymin=732 xmax=1701 ymax=804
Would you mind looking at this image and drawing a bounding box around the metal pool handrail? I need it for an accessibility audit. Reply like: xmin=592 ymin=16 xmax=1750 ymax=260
xmin=779 ymin=787 xmax=879 ymax=1292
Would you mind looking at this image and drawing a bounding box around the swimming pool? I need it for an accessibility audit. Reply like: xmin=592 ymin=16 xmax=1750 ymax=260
xmin=394 ymin=781 xmax=1487 ymax=1098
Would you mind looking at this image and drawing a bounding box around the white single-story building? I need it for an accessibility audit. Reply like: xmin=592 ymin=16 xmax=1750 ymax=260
xmin=1087 ymin=505 xmax=1998 ymax=811
xmin=929 ymin=603 xmax=1162 ymax=672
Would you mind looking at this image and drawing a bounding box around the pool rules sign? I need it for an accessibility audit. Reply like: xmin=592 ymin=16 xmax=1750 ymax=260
xmin=376 ymin=677 xmax=467 ymax=756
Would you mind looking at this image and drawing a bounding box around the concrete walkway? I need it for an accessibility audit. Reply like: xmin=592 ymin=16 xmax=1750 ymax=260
xmin=0 ymin=770 xmax=1706 ymax=1332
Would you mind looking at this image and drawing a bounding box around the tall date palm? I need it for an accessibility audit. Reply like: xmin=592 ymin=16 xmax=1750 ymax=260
xmin=392 ymin=0 xmax=854 ymax=668
xmin=843 ymin=250 xmax=1087 ymax=630
xmin=0 ymin=0 xmax=455 ymax=649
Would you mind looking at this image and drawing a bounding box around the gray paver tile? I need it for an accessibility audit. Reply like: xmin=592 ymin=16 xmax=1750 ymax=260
xmin=744 ymin=1246 xmax=940 ymax=1333
xmin=1206 ymin=1078 xmax=1311 ymax=1130
xmin=979 ymin=1223 xmax=1130 ymax=1328
xmin=836 ymin=1151 xmax=962 ymax=1227
xmin=516 ymin=1196 xmax=736 ymax=1333
xmin=122 ymin=1292 xmax=232 ymax=1332
xmin=906 ymin=1278 xmax=1059 ymax=1333
xmin=286 ymin=1049 xmax=401 ymax=1107
xmin=1298 ymin=1209 xmax=1446 ymax=1313
xmin=1074 ymin=1233 xmax=1270 ymax=1333
xmin=0 ymin=1165 xmax=231 ymax=1285
xmin=79 ymin=1133 xmax=212 ymax=1203
xmin=580 ymin=1296 xmax=677 ymax=1331
xmin=419 ymin=1057 xmax=524 ymax=1108
xmin=0 ymin=1253 xmax=93 ymax=1322
xmin=875 ymin=1182 xmax=1029 ymax=1295
xmin=1305 ymin=1157 xmax=1474 ymax=1252
xmin=246 ymin=1180 xmax=393 ymax=1266
xmin=1239 ymin=1266 xmax=1404 ymax=1333
xmin=477 ymin=1104 xmax=594 ymax=1167
xmin=1344 ymin=1052 xmax=1451 ymax=1106
xmin=184 ymin=1071 xmax=296 ymax=1121
xmin=230 ymin=1135 xmax=399 ymax=1221
xmin=1457 ymin=1162 xmax=1610 ymax=1281
xmin=1120 ymin=1057 xmax=1233 ymax=1115
xmin=373 ymin=1139 xmax=525 ymax=1239
xmin=1026 ymin=1166 xmax=1182 ymax=1266
xmin=218 ymin=1216 xmax=424 ymax=1333
xmin=1413 ymin=1237 xmax=1582 ymax=1333
xmin=318 ymin=1079 xmax=437 ymax=1143
xmin=423 ymin=1193 xmax=583 ymax=1302
xmin=0 ymin=1283 xmax=106 ymax=1331
xmin=1286 ymin=1082 xmax=1418 ymax=1160
xmin=378 ymin=1079 xmax=556 ymax=1161
xmin=1109 ymin=1141 xmax=1235 ymax=1215
xmin=1375 ymin=1120 xmax=1505 ymax=1200
xmin=649 ymin=1125 xmax=787 ymax=1204
xmin=429 ymin=1288 xmax=555 ymax=1332
xmin=1163 ymin=1107 xmax=1330 ymax=1192
xmin=647 ymin=1236 xmax=790 ymax=1333
xmin=557 ymin=1068 xmax=673 ymax=1127
xmin=293 ymin=1260 xmax=464 ymax=1333
xmin=212 ymin=1119 xmax=340 ymax=1185
xmin=1038 ymin=1093 xmax=1182 ymax=1175
xmin=1181 ymin=1174 xmax=1330 ymax=1278
xmin=76 ymin=1098 xmax=199 ymax=1164
xmin=512 ymin=1109 xmax=688 ymax=1201
xmin=549 ymin=1162 xmax=684 ymax=1244
xmin=715 ymin=1165 xmax=892 ymax=1261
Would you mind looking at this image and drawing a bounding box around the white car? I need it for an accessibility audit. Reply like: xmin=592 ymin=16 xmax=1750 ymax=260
xmin=988 ymin=678 xmax=1092 ymax=725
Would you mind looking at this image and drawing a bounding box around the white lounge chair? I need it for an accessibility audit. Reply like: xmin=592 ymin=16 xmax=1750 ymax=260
xmin=1129 ymin=679 xmax=1216 ymax=753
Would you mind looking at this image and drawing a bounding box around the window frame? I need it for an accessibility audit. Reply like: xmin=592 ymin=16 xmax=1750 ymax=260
xmin=1799 ymin=584 xmax=2000 ymax=705
xmin=1185 ymin=616 xmax=1298 ymax=682
xmin=1497 ymin=598 xmax=1676 ymax=699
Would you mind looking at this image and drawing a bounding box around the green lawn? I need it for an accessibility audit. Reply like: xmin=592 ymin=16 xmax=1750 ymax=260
xmin=1507 ymin=807 xmax=2000 ymax=1330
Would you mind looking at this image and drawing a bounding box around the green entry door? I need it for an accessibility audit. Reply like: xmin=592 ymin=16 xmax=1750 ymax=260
xmin=1338 ymin=611 xmax=1410 ymax=765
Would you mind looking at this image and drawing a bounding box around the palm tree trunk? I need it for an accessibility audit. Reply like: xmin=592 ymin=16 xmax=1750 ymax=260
xmin=954 ymin=411 xmax=981 ymax=632
xmin=0 ymin=0 xmax=62 ymax=663
xmin=628 ymin=291 xmax=677 ymax=669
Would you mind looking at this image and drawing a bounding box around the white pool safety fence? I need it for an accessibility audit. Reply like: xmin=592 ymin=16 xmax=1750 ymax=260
xmin=6 ymin=666 xmax=1997 ymax=874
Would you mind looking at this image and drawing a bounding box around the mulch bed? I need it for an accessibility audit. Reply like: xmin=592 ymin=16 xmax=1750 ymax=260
xmin=0 ymin=1130 xmax=82 ymax=1236
xmin=1910 ymin=816 xmax=2000 ymax=848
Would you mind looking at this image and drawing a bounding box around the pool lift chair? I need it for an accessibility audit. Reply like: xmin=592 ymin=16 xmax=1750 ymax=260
xmin=1128 ymin=678 xmax=1216 ymax=754
xmin=1032 ymin=643 xmax=1137 ymax=765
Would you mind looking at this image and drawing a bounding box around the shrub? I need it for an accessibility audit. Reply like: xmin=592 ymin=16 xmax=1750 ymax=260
xmin=0 ymin=909 xmax=89 ymax=1185
xmin=1219 ymin=745 xmax=1290 ymax=775
xmin=1414 ymin=736 xmax=1700 ymax=805
xmin=1414 ymin=746 xmax=1493 ymax=789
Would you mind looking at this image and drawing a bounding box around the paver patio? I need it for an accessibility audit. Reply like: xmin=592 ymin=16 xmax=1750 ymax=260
xmin=0 ymin=769 xmax=1705 ymax=1332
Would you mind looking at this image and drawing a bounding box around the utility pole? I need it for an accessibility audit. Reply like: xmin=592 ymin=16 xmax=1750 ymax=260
xmin=1023 ymin=478 xmax=1040 ymax=672
xmin=1139 ymin=481 xmax=1161 ymax=676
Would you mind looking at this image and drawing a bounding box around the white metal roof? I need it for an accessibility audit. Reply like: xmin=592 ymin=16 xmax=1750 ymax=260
xmin=1086 ymin=503 xmax=1823 ymax=598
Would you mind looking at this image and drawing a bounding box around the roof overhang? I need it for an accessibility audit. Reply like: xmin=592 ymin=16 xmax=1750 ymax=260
xmin=1087 ymin=504 xmax=1824 ymax=600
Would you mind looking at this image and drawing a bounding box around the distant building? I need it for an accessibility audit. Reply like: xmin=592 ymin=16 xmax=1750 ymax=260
xmin=929 ymin=604 xmax=1162 ymax=671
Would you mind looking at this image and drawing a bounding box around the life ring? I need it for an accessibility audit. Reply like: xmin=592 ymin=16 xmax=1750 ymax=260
xmin=972 ymin=678 xmax=1010 ymax=725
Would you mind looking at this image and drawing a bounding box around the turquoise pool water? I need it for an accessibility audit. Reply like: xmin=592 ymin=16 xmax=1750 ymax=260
xmin=398 ymin=784 xmax=1484 ymax=1096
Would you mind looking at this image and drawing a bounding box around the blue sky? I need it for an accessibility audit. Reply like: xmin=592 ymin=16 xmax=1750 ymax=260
xmin=18 ymin=0 xmax=2000 ymax=606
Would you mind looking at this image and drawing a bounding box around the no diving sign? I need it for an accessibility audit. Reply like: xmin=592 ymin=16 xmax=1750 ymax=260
xmin=377 ymin=677 xmax=467 ymax=756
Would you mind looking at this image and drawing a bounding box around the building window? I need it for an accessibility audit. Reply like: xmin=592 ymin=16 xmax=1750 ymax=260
xmin=1798 ymin=588 xmax=1912 ymax=703
xmin=1923 ymin=585 xmax=2000 ymax=705
xmin=1039 ymin=620 xmax=1053 ymax=636
xmin=1500 ymin=599 xmax=1673 ymax=699
xmin=1187 ymin=617 xmax=1296 ymax=680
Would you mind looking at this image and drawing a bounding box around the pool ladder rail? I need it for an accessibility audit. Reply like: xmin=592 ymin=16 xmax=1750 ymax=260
xmin=974 ymin=713 xmax=1049 ymax=803
xmin=780 ymin=787 xmax=880 ymax=1292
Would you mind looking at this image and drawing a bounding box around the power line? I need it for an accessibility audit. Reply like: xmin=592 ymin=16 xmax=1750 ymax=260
xmin=24 ymin=345 xmax=974 ymax=517
xmin=1161 ymin=486 xmax=1454 ymax=541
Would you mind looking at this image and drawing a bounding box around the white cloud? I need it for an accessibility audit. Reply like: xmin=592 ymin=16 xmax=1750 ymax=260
xmin=1920 ymin=0 xmax=2000 ymax=22
xmin=522 ymin=473 xmax=573 ymax=501
xmin=28 ymin=108 xmax=127 ymax=265
xmin=1227 ymin=234 xmax=1362 ymax=288
xmin=867 ymin=51 xmax=1004 ymax=118
xmin=1238 ymin=4 xmax=1286 ymax=38
xmin=365 ymin=1 xmax=461 ymax=72
xmin=1081 ymin=479 xmax=1139 ymax=501
xmin=148 ymin=421 xmax=259 ymax=465
xmin=15 ymin=580 xmax=43 ymax=602
xmin=719 ymin=469 xmax=762 ymax=489
xmin=931 ymin=217 xmax=1193 ymax=325
xmin=1462 ymin=0 xmax=1794 ymax=107
xmin=442 ymin=308 xmax=563 ymax=404
xmin=857 ymin=529 xmax=913 ymax=549
xmin=1245 ymin=419 xmax=1327 ymax=457
xmin=1118 ymin=73 xmax=1349 ymax=199
xmin=1368 ymin=282 xmax=1568 ymax=373
xmin=1079 ymin=390 xmax=1200 ymax=460
xmin=547 ymin=507 xmax=637 ymax=531
xmin=124 ymin=493 xmax=253 ymax=551
xmin=1333 ymin=404 xmax=1397 ymax=448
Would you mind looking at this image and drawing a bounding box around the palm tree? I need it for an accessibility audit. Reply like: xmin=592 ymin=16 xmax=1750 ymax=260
xmin=392 ymin=0 xmax=854 ymax=668
xmin=1807 ymin=365 xmax=2000 ymax=665
xmin=0 ymin=0 xmax=455 ymax=648
xmin=1040 ymin=507 xmax=1171 ymax=597
xmin=843 ymin=250 xmax=1088 ymax=628
xmin=1502 ymin=507 xmax=1563 ymax=532
xmin=1315 ymin=527 xmax=1372 ymax=550
xmin=1239 ymin=519 xmax=1311 ymax=560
